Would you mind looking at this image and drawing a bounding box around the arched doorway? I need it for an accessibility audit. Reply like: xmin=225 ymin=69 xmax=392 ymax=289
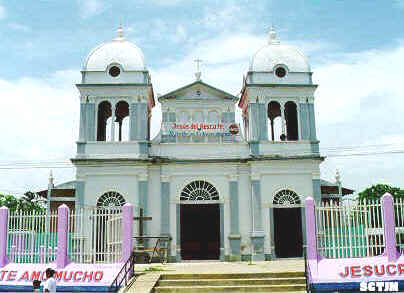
xmin=95 ymin=191 xmax=126 ymax=262
xmin=273 ymin=190 xmax=303 ymax=258
xmin=180 ymin=180 xmax=220 ymax=260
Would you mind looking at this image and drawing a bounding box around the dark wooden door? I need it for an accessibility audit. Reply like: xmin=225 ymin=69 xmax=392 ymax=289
xmin=180 ymin=204 xmax=220 ymax=260
xmin=274 ymin=207 xmax=303 ymax=258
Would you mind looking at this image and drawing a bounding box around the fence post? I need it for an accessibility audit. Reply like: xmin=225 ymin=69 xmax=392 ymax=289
xmin=382 ymin=193 xmax=398 ymax=262
xmin=121 ymin=203 xmax=133 ymax=263
xmin=0 ymin=207 xmax=9 ymax=268
xmin=305 ymin=197 xmax=318 ymax=276
xmin=56 ymin=204 xmax=70 ymax=268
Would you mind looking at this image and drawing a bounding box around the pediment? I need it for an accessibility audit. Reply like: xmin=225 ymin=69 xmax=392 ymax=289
xmin=158 ymin=81 xmax=238 ymax=103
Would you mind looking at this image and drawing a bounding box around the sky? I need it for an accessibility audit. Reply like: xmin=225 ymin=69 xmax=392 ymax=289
xmin=0 ymin=0 xmax=403 ymax=196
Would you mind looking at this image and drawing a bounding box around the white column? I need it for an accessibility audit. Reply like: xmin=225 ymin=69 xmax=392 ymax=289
xmin=110 ymin=103 xmax=116 ymax=142
xmin=280 ymin=102 xmax=286 ymax=136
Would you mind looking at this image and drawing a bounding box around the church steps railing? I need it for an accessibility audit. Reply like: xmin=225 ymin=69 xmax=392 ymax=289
xmin=108 ymin=251 xmax=136 ymax=292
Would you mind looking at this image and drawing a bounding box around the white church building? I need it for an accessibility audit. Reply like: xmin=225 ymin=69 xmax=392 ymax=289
xmin=49 ymin=27 xmax=328 ymax=262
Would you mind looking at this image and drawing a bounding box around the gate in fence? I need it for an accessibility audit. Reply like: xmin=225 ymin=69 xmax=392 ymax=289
xmin=68 ymin=206 xmax=123 ymax=263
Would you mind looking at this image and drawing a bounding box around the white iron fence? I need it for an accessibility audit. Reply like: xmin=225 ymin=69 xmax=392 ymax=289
xmin=68 ymin=206 xmax=123 ymax=263
xmin=7 ymin=210 xmax=58 ymax=263
xmin=316 ymin=199 xmax=385 ymax=259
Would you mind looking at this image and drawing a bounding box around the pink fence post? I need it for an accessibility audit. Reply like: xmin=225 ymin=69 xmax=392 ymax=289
xmin=305 ymin=197 xmax=318 ymax=276
xmin=56 ymin=204 xmax=70 ymax=268
xmin=0 ymin=207 xmax=9 ymax=268
xmin=382 ymin=193 xmax=399 ymax=262
xmin=121 ymin=203 xmax=133 ymax=263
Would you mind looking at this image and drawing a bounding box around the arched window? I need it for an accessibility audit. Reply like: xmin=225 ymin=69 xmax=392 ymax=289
xmin=285 ymin=101 xmax=298 ymax=141
xmin=207 ymin=111 xmax=219 ymax=143
xmin=180 ymin=181 xmax=219 ymax=201
xmin=115 ymin=101 xmax=130 ymax=142
xmin=268 ymin=101 xmax=282 ymax=141
xmin=178 ymin=111 xmax=190 ymax=143
xmin=97 ymin=101 xmax=112 ymax=141
xmin=273 ymin=190 xmax=301 ymax=207
xmin=97 ymin=191 xmax=126 ymax=208
xmin=192 ymin=111 xmax=204 ymax=143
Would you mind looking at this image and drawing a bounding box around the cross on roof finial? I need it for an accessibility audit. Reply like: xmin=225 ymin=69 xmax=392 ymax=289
xmin=268 ymin=25 xmax=280 ymax=45
xmin=194 ymin=58 xmax=203 ymax=81
xmin=116 ymin=24 xmax=124 ymax=40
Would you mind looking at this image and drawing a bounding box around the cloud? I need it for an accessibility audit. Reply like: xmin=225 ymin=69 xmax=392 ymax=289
xmin=314 ymin=43 xmax=404 ymax=190
xmin=77 ymin=0 xmax=104 ymax=19
xmin=0 ymin=4 xmax=5 ymax=19
xmin=0 ymin=70 xmax=80 ymax=193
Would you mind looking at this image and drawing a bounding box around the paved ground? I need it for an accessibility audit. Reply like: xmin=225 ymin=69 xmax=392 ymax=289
xmin=124 ymin=259 xmax=305 ymax=293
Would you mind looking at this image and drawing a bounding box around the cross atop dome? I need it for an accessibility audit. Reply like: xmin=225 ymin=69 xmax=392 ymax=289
xmin=268 ymin=25 xmax=280 ymax=45
xmin=116 ymin=25 xmax=124 ymax=40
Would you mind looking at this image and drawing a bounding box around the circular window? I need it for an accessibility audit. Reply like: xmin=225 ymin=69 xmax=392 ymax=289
xmin=275 ymin=67 xmax=287 ymax=78
xmin=109 ymin=66 xmax=121 ymax=77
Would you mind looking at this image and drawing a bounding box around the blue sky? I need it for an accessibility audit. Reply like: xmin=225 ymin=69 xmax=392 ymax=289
xmin=0 ymin=0 xmax=403 ymax=196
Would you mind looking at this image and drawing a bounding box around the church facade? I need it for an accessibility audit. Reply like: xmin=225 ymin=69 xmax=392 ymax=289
xmin=70 ymin=27 xmax=323 ymax=262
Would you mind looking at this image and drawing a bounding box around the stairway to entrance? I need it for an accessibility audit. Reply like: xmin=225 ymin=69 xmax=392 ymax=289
xmin=152 ymin=271 xmax=306 ymax=292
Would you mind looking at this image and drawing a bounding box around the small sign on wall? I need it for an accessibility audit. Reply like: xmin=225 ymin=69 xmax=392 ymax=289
xmin=162 ymin=122 xmax=240 ymax=137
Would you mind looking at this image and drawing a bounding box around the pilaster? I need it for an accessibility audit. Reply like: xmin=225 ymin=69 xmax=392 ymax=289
xmin=228 ymin=175 xmax=241 ymax=259
xmin=160 ymin=176 xmax=170 ymax=236
xmin=251 ymin=176 xmax=265 ymax=261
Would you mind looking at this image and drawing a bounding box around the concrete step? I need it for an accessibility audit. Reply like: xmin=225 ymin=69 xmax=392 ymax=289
xmin=157 ymin=277 xmax=306 ymax=286
xmin=153 ymin=284 xmax=307 ymax=292
xmin=159 ymin=272 xmax=304 ymax=280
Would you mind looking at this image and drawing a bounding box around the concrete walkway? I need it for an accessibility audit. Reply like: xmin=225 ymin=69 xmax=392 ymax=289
xmin=123 ymin=259 xmax=304 ymax=293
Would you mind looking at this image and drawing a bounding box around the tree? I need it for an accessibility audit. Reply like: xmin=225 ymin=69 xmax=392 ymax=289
xmin=0 ymin=193 xmax=44 ymax=213
xmin=358 ymin=184 xmax=404 ymax=201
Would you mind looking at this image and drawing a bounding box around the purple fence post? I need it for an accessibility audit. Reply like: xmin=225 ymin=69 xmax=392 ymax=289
xmin=305 ymin=197 xmax=318 ymax=276
xmin=382 ymin=193 xmax=399 ymax=262
xmin=56 ymin=204 xmax=70 ymax=268
xmin=0 ymin=207 xmax=9 ymax=268
xmin=121 ymin=203 xmax=133 ymax=263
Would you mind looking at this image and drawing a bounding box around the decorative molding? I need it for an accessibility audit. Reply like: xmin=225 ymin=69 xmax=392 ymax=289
xmin=161 ymin=175 xmax=170 ymax=182
xmin=312 ymin=170 xmax=321 ymax=179
xmin=250 ymin=173 xmax=261 ymax=181
xmin=137 ymin=173 xmax=148 ymax=181
xmin=228 ymin=174 xmax=239 ymax=181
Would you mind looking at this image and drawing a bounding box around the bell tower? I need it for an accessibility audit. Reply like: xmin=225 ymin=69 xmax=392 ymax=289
xmin=239 ymin=27 xmax=319 ymax=154
xmin=75 ymin=27 xmax=155 ymax=158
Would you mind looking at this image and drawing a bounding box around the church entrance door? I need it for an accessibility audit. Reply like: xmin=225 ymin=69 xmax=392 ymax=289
xmin=274 ymin=207 xmax=303 ymax=258
xmin=180 ymin=204 xmax=220 ymax=260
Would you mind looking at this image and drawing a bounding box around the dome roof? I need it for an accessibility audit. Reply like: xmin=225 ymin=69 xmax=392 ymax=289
xmin=249 ymin=28 xmax=310 ymax=73
xmin=83 ymin=27 xmax=146 ymax=71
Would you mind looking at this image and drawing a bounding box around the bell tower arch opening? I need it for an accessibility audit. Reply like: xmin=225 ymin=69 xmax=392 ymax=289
xmin=285 ymin=101 xmax=298 ymax=141
xmin=268 ymin=101 xmax=282 ymax=141
xmin=114 ymin=101 xmax=130 ymax=142
xmin=179 ymin=180 xmax=220 ymax=260
xmin=97 ymin=101 xmax=112 ymax=141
